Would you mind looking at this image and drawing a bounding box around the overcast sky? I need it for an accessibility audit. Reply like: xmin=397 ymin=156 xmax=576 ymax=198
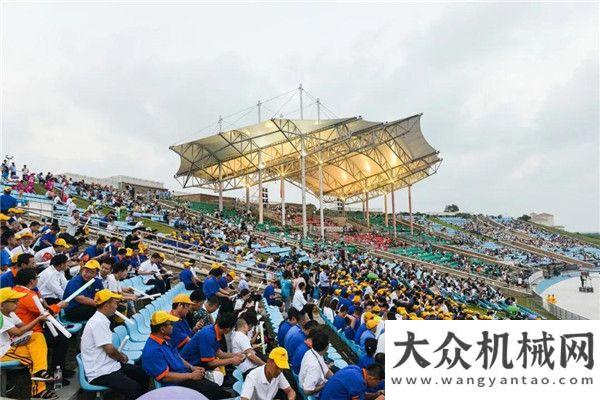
xmin=2 ymin=2 xmax=598 ymax=231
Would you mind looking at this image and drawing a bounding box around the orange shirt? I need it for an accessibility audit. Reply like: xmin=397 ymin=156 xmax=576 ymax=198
xmin=13 ymin=285 xmax=60 ymax=333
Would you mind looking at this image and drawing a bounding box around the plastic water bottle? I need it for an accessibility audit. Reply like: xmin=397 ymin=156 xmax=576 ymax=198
xmin=53 ymin=366 xmax=62 ymax=390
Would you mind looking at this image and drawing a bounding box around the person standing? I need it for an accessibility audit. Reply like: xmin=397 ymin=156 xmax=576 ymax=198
xmin=81 ymin=289 xmax=148 ymax=398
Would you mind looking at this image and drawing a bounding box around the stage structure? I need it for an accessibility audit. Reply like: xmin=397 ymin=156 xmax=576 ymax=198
xmin=171 ymin=86 xmax=442 ymax=239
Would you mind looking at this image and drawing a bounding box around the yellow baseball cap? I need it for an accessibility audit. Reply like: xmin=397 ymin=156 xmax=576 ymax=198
xmin=0 ymin=213 xmax=10 ymax=221
xmin=183 ymin=261 xmax=194 ymax=267
xmin=54 ymin=238 xmax=70 ymax=248
xmin=363 ymin=311 xmax=374 ymax=321
xmin=268 ymin=347 xmax=290 ymax=370
xmin=366 ymin=319 xmax=378 ymax=329
xmin=158 ymin=253 xmax=165 ymax=259
xmin=125 ymin=248 xmax=133 ymax=257
xmin=0 ymin=287 xmax=27 ymax=303
xmin=227 ymin=271 xmax=236 ymax=279
xmin=94 ymin=289 xmax=123 ymax=305
xmin=150 ymin=311 xmax=180 ymax=326
xmin=172 ymin=294 xmax=193 ymax=305
xmin=8 ymin=208 xmax=25 ymax=214
xmin=83 ymin=259 xmax=100 ymax=270
xmin=211 ymin=262 xmax=222 ymax=269
xmin=3 ymin=187 xmax=11 ymax=192
xmin=372 ymin=305 xmax=381 ymax=313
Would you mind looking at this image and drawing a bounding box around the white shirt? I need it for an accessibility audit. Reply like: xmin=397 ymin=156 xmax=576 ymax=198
xmin=376 ymin=332 xmax=385 ymax=354
xmin=299 ymin=349 xmax=328 ymax=392
xmin=66 ymin=216 xmax=79 ymax=236
xmin=238 ymin=278 xmax=249 ymax=292
xmin=322 ymin=307 xmax=334 ymax=322
xmin=37 ymin=265 xmax=68 ymax=299
xmin=81 ymin=311 xmax=121 ymax=381
xmin=34 ymin=246 xmax=56 ymax=267
xmin=234 ymin=298 xmax=246 ymax=312
xmin=291 ymin=290 xmax=307 ymax=311
xmin=10 ymin=244 xmax=34 ymax=257
xmin=240 ymin=365 xmax=290 ymax=400
xmin=66 ymin=200 xmax=77 ymax=215
xmin=0 ymin=313 xmax=20 ymax=357
xmin=231 ymin=331 xmax=259 ymax=373
xmin=138 ymin=260 xmax=160 ymax=283
xmin=105 ymin=274 xmax=122 ymax=293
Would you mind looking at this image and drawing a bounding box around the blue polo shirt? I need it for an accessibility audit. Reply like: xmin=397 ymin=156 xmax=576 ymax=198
xmin=0 ymin=268 xmax=17 ymax=288
xmin=38 ymin=232 xmax=57 ymax=248
xmin=203 ymin=276 xmax=220 ymax=299
xmin=142 ymin=334 xmax=188 ymax=384
xmin=62 ymin=275 xmax=103 ymax=312
xmin=320 ymin=365 xmax=367 ymax=400
xmin=263 ymin=284 xmax=276 ymax=305
xmin=0 ymin=193 xmax=17 ymax=212
xmin=359 ymin=330 xmax=376 ymax=351
xmin=358 ymin=354 xmax=375 ymax=369
xmin=179 ymin=269 xmax=194 ymax=289
xmin=180 ymin=324 xmax=221 ymax=366
xmin=1 ymin=248 xmax=12 ymax=269
xmin=218 ymin=276 xmax=228 ymax=289
xmin=291 ymin=341 xmax=310 ymax=374
xmin=84 ymin=245 xmax=104 ymax=260
xmin=333 ymin=315 xmax=346 ymax=331
xmin=277 ymin=320 xmax=294 ymax=346
xmin=171 ymin=316 xmax=193 ymax=350
xmin=354 ymin=323 xmax=367 ymax=343
xmin=284 ymin=325 xmax=306 ymax=360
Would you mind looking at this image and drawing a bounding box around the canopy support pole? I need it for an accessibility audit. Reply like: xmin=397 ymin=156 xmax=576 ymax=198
xmin=301 ymin=137 xmax=307 ymax=239
xmin=218 ymin=164 xmax=223 ymax=213
xmin=319 ymin=163 xmax=324 ymax=241
xmin=408 ymin=184 xmax=413 ymax=236
xmin=299 ymin=83 xmax=303 ymax=119
xmin=280 ymin=177 xmax=285 ymax=226
xmin=257 ymin=100 xmax=261 ymax=122
xmin=245 ymin=185 xmax=250 ymax=213
xmin=391 ymin=186 xmax=397 ymax=238
xmin=384 ymin=193 xmax=388 ymax=227
xmin=258 ymin=151 xmax=263 ymax=225
xmin=366 ymin=192 xmax=370 ymax=228
xmin=317 ymin=98 xmax=321 ymax=122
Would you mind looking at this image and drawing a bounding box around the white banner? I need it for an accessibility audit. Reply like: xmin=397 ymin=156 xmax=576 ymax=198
xmin=385 ymin=320 xmax=599 ymax=400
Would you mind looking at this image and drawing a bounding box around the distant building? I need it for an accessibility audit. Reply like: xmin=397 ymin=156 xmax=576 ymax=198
xmin=529 ymin=212 xmax=555 ymax=227
xmin=62 ymin=172 xmax=165 ymax=194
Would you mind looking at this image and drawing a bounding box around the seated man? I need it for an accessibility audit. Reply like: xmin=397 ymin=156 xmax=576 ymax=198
xmin=299 ymin=330 xmax=333 ymax=397
xmin=291 ymin=328 xmax=327 ymax=375
xmin=1 ymin=253 xmax=36 ymax=288
xmin=231 ymin=316 xmax=265 ymax=378
xmin=13 ymin=269 xmax=72 ymax=383
xmin=62 ymin=260 xmax=104 ymax=322
xmin=0 ymin=287 xmax=54 ymax=399
xmin=277 ymin=308 xmax=302 ymax=347
xmin=37 ymin=254 xmax=69 ymax=305
xmin=190 ymin=293 xmax=219 ymax=332
xmin=170 ymin=294 xmax=195 ymax=350
xmin=179 ymin=260 xmax=201 ymax=290
xmin=240 ymin=347 xmax=296 ymax=400
xmin=138 ymin=253 xmax=171 ymax=294
xmin=319 ymin=364 xmax=385 ymax=400
xmin=141 ymin=311 xmax=230 ymax=399
xmin=180 ymin=312 xmax=244 ymax=372
xmin=81 ymin=289 xmax=148 ymax=398
xmin=284 ymin=320 xmax=318 ymax=362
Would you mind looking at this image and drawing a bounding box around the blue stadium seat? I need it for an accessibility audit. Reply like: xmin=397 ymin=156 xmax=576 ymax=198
xmin=76 ymin=354 xmax=109 ymax=397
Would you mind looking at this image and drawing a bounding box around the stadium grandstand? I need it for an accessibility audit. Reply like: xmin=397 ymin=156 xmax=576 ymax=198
xmin=1 ymin=109 xmax=599 ymax=398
